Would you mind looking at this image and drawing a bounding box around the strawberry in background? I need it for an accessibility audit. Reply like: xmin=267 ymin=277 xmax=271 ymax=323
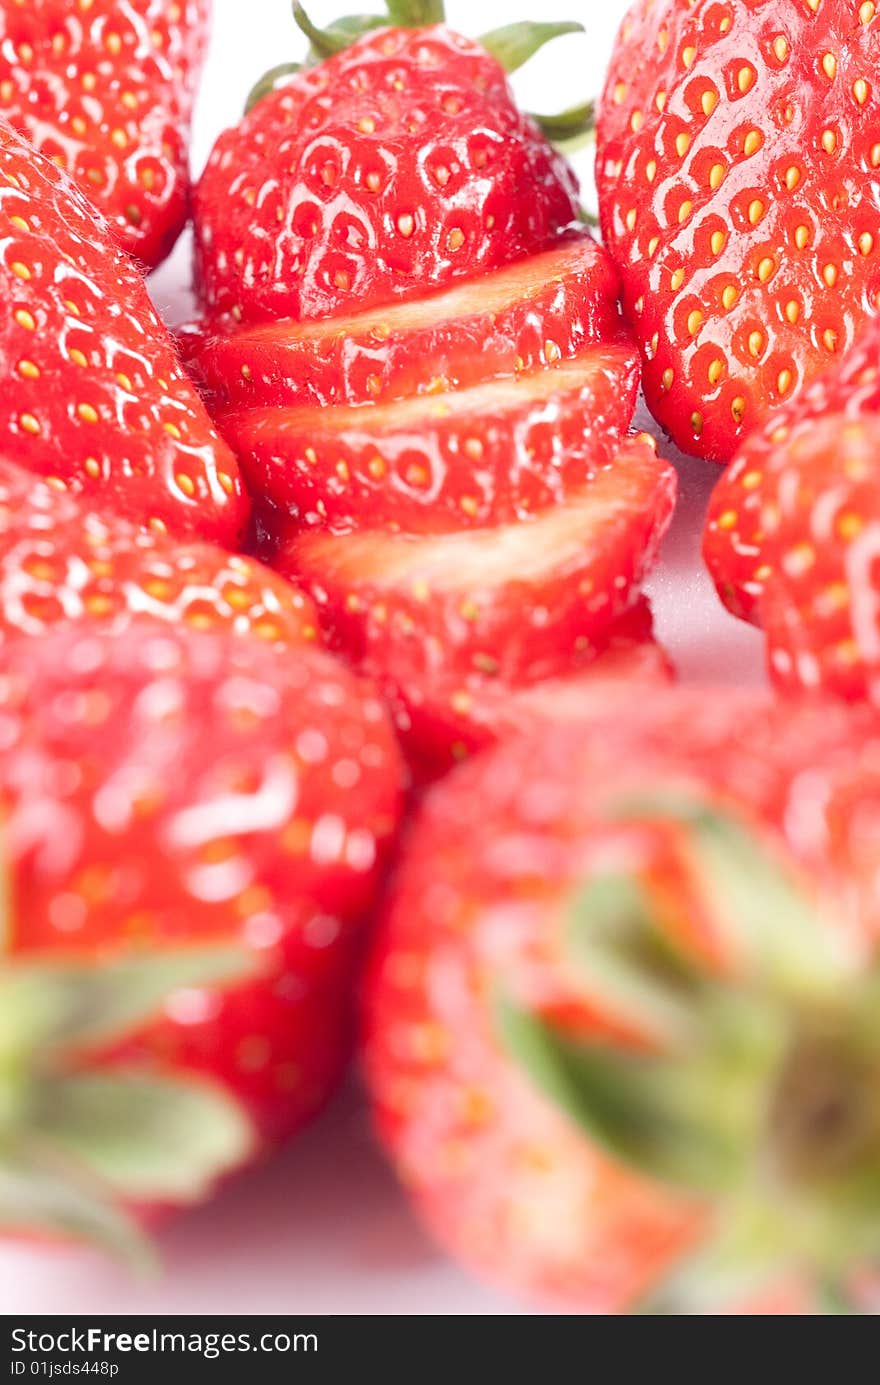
xmin=364 ymin=688 xmax=880 ymax=1314
xmin=0 ymin=618 xmax=404 ymax=1255
xmin=0 ymin=120 xmax=247 ymax=544
xmin=193 ymin=6 xmax=585 ymax=330
xmin=596 ymin=0 xmax=880 ymax=463
xmin=0 ymin=1 xmax=210 ymax=270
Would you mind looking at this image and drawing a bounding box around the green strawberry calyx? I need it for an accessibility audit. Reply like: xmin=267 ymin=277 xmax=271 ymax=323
xmin=246 ymin=2 xmax=594 ymax=149
xmin=497 ymin=794 xmax=880 ymax=1314
xmin=0 ymin=946 xmax=259 ymax=1266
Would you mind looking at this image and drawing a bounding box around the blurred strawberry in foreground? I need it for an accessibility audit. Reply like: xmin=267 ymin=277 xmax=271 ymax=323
xmin=0 ymin=458 xmax=319 ymax=651
xmin=0 ymin=1 xmax=210 ymax=269
xmin=0 ymin=121 xmax=247 ymax=544
xmin=364 ymin=688 xmax=880 ymax=1313
xmin=193 ymin=9 xmax=583 ymax=330
xmin=597 ymin=0 xmax=880 ymax=463
xmin=0 ymin=619 xmax=404 ymax=1256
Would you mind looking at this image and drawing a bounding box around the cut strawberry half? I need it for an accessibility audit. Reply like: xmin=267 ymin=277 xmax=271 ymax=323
xmin=221 ymin=338 xmax=640 ymax=536
xmin=384 ymin=599 xmax=676 ymax=781
xmin=277 ymin=435 xmax=677 ymax=688
xmin=196 ymin=235 xmax=624 ymax=411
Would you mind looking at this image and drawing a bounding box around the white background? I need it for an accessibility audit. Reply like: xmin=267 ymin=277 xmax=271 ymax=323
xmin=1 ymin=0 xmax=764 ymax=1315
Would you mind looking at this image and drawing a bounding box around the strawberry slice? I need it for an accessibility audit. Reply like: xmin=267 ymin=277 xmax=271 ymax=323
xmin=222 ymin=339 xmax=640 ymax=535
xmin=196 ymin=236 xmax=625 ymax=410
xmin=278 ymin=435 xmax=677 ymax=687
xmin=384 ymin=599 xmax=675 ymax=781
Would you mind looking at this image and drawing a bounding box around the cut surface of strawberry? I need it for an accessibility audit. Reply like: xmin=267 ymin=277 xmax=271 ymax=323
xmin=196 ymin=236 xmax=624 ymax=410
xmin=279 ymin=435 xmax=677 ymax=686
xmin=222 ymin=338 xmax=640 ymax=535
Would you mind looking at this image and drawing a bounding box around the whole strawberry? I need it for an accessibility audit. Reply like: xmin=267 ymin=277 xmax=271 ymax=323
xmin=0 ymin=456 xmax=320 ymax=651
xmin=0 ymin=1 xmax=210 ymax=269
xmin=597 ymin=0 xmax=880 ymax=462
xmin=364 ymin=688 xmax=880 ymax=1313
xmin=0 ymin=121 xmax=247 ymax=543
xmin=0 ymin=617 xmax=403 ymax=1253
xmin=193 ymin=14 xmax=581 ymax=328
xmin=705 ymin=311 xmax=880 ymax=622
xmin=756 ymin=415 xmax=880 ymax=706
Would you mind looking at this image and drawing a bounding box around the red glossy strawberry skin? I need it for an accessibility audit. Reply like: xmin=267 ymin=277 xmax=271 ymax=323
xmin=597 ymin=0 xmax=880 ymax=463
xmin=0 ymin=1 xmax=209 ymax=269
xmin=705 ymin=313 xmax=880 ymax=622
xmin=384 ymin=599 xmax=675 ymax=781
xmin=194 ymin=235 xmax=624 ymax=410
xmin=756 ymin=415 xmax=880 ymax=706
xmin=0 ymin=121 xmax=248 ymax=543
xmin=220 ymin=339 xmax=640 ymax=536
xmin=193 ymin=25 xmax=580 ymax=329
xmin=362 ymin=689 xmax=880 ymax=1312
xmin=4 ymin=620 xmax=404 ymax=1154
xmin=0 ymin=458 xmax=320 ymax=652
xmin=278 ymin=436 xmax=678 ymax=689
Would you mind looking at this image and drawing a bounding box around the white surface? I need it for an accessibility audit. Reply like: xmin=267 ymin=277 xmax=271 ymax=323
xmin=0 ymin=0 xmax=765 ymax=1317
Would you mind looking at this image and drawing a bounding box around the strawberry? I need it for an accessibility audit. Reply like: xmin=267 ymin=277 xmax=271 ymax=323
xmin=752 ymin=416 xmax=880 ymax=706
xmin=193 ymin=234 xmax=624 ymax=411
xmin=278 ymin=435 xmax=677 ymax=689
xmin=0 ymin=616 xmax=403 ymax=1254
xmin=705 ymin=312 xmax=880 ymax=623
xmin=192 ymin=19 xmax=581 ymax=330
xmin=0 ymin=121 xmax=247 ymax=543
xmin=596 ymin=0 xmax=880 ymax=463
xmin=0 ymin=1 xmax=210 ymax=270
xmin=363 ymin=687 xmax=880 ymax=1314
xmin=0 ymin=457 xmax=319 ymax=651
xmin=220 ymin=337 xmax=640 ymax=535
xmin=383 ymin=599 xmax=675 ymax=781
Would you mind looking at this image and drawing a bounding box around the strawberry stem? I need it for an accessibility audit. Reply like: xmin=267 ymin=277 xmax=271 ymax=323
xmin=479 ymin=20 xmax=585 ymax=75
xmin=0 ymin=945 xmax=258 ymax=1260
xmin=532 ymin=100 xmax=595 ymax=146
xmin=385 ymin=0 xmax=446 ymax=23
xmin=245 ymin=61 xmax=302 ymax=113
xmin=292 ymin=4 xmax=383 ymax=58
xmin=496 ymin=798 xmax=880 ymax=1307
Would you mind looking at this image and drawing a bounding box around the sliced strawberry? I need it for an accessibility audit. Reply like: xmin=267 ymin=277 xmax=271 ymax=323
xmin=196 ymin=236 xmax=624 ymax=410
xmin=221 ymin=339 xmax=640 ymax=536
xmin=384 ymin=599 xmax=676 ymax=781
xmin=278 ymin=435 xmax=677 ymax=688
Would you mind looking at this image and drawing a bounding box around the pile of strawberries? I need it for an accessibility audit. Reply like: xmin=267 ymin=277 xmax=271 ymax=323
xmin=3 ymin=0 xmax=880 ymax=1316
